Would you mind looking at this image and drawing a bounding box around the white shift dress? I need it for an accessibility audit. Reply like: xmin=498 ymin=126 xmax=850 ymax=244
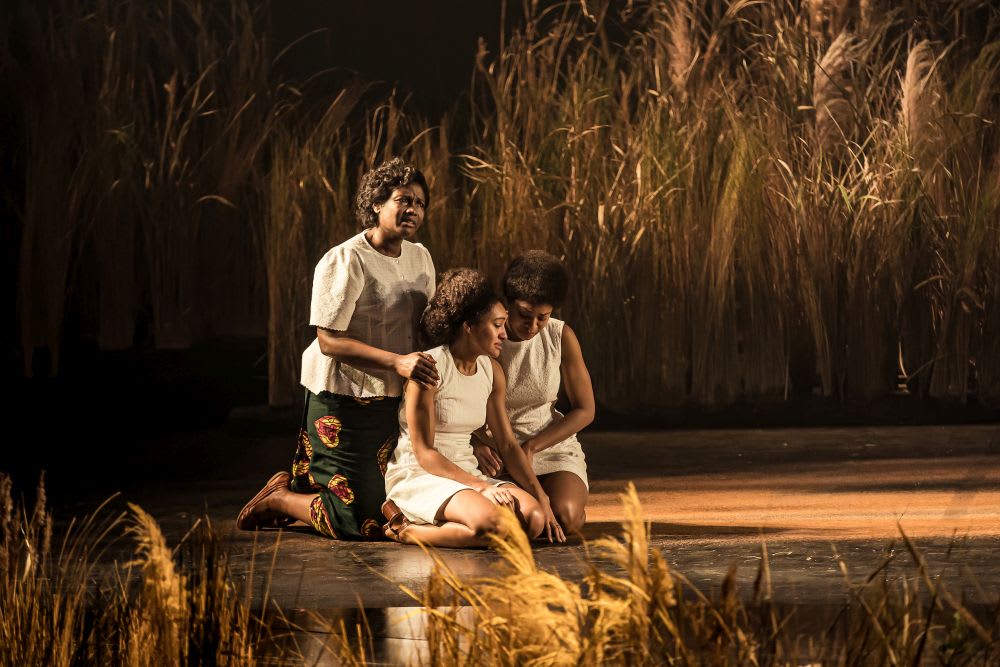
xmin=384 ymin=345 xmax=510 ymax=525
xmin=499 ymin=318 xmax=589 ymax=487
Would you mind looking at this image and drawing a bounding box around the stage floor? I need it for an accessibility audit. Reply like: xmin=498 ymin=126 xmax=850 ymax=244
xmin=51 ymin=423 xmax=1000 ymax=663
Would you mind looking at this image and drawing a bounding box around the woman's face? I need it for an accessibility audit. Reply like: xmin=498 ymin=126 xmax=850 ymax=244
xmin=467 ymin=302 xmax=509 ymax=358
xmin=505 ymin=299 xmax=553 ymax=342
xmin=373 ymin=183 xmax=426 ymax=239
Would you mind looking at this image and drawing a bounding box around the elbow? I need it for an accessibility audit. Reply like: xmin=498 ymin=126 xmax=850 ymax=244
xmin=316 ymin=331 xmax=340 ymax=358
xmin=317 ymin=338 xmax=337 ymax=357
xmin=578 ymin=405 xmax=596 ymax=429
xmin=413 ymin=448 xmax=434 ymax=472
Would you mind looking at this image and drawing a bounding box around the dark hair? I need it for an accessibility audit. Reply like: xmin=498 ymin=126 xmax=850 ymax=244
xmin=502 ymin=250 xmax=569 ymax=307
xmin=354 ymin=157 xmax=430 ymax=228
xmin=421 ymin=268 xmax=502 ymax=346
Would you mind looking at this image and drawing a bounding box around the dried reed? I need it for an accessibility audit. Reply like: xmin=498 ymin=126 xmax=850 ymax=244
xmin=0 ymin=475 xmax=259 ymax=665
xmin=6 ymin=0 xmax=1000 ymax=411
xmin=327 ymin=482 xmax=998 ymax=665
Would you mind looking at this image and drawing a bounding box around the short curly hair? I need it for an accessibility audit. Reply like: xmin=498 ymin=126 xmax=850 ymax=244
xmin=354 ymin=157 xmax=430 ymax=228
xmin=502 ymin=250 xmax=569 ymax=307
xmin=421 ymin=268 xmax=502 ymax=346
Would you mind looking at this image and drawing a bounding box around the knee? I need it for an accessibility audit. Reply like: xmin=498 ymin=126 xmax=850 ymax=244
xmin=553 ymin=500 xmax=586 ymax=534
xmin=467 ymin=506 xmax=503 ymax=537
xmin=524 ymin=506 xmax=546 ymax=539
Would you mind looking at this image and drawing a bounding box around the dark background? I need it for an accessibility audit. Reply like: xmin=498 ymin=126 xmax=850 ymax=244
xmin=1 ymin=1 xmax=517 ymax=497
xmin=270 ymin=2 xmax=513 ymax=118
xmin=3 ymin=1 xmax=997 ymax=504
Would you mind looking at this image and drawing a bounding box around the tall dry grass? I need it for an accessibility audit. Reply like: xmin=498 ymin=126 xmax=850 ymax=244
xmin=464 ymin=1 xmax=798 ymax=406
xmin=462 ymin=0 xmax=1000 ymax=409
xmin=0 ymin=473 xmax=259 ymax=666
xmin=0 ymin=473 xmax=112 ymax=665
xmin=265 ymin=87 xmax=360 ymax=406
xmin=2 ymin=472 xmax=996 ymax=664
xmin=327 ymin=483 xmax=998 ymax=665
xmin=5 ymin=0 xmax=999 ymax=411
xmin=9 ymin=0 xmax=281 ymax=368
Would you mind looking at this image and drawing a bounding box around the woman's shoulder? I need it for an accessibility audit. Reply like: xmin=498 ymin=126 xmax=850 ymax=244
xmin=316 ymin=232 xmax=366 ymax=266
xmin=312 ymin=238 xmax=366 ymax=288
xmin=402 ymin=240 xmax=435 ymax=266
xmin=544 ymin=317 xmax=566 ymax=342
xmin=424 ymin=344 xmax=450 ymax=365
xmin=478 ymin=354 xmax=496 ymax=381
xmin=404 ymin=239 xmax=430 ymax=253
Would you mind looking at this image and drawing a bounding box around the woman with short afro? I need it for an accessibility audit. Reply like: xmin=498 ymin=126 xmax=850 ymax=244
xmin=238 ymin=157 xmax=439 ymax=540
xmin=382 ymin=268 xmax=564 ymax=547
xmin=472 ymin=250 xmax=594 ymax=535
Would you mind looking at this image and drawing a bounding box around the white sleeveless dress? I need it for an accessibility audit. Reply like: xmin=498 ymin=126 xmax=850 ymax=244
xmin=384 ymin=345 xmax=511 ymax=525
xmin=500 ymin=318 xmax=589 ymax=487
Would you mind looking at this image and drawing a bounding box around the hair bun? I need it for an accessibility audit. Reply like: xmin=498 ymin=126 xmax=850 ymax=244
xmin=420 ymin=269 xmax=499 ymax=346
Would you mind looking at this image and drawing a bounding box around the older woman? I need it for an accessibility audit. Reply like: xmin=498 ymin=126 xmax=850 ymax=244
xmin=237 ymin=157 xmax=438 ymax=539
xmin=473 ymin=251 xmax=594 ymax=534
xmin=382 ymin=269 xmax=565 ymax=547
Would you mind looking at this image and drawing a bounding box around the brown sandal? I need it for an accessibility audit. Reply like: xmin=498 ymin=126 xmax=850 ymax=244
xmin=236 ymin=471 xmax=294 ymax=530
xmin=381 ymin=499 xmax=412 ymax=539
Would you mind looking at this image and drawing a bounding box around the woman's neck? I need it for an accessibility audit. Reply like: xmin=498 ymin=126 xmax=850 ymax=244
xmin=448 ymin=339 xmax=480 ymax=375
xmin=504 ymin=322 xmax=523 ymax=342
xmin=365 ymin=228 xmax=402 ymax=257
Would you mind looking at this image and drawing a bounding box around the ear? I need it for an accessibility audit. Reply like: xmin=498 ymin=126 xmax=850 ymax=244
xmin=463 ymin=321 xmax=473 ymax=334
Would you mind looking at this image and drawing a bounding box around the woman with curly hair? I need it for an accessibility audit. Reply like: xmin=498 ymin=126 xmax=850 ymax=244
xmin=472 ymin=250 xmax=594 ymax=535
xmin=381 ymin=269 xmax=565 ymax=547
xmin=237 ymin=157 xmax=439 ymax=540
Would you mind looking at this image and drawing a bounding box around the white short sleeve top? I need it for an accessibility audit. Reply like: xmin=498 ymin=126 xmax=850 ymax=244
xmin=300 ymin=231 xmax=435 ymax=397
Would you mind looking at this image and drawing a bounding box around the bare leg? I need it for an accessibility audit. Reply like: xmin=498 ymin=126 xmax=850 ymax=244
xmin=390 ymin=490 xmax=503 ymax=548
xmin=539 ymin=471 xmax=588 ymax=534
xmin=503 ymin=486 xmax=545 ymax=538
xmin=266 ymin=488 xmax=317 ymax=524
xmin=239 ymin=472 xmax=315 ymax=530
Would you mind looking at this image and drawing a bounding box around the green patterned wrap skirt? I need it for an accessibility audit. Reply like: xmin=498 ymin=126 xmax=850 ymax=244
xmin=290 ymin=389 xmax=400 ymax=540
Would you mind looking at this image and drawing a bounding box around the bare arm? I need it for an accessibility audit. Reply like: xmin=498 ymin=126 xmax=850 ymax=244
xmin=317 ymin=328 xmax=439 ymax=387
xmin=406 ymin=380 xmax=490 ymax=489
xmin=523 ymin=324 xmax=595 ymax=456
xmin=485 ymin=361 xmax=545 ymax=498
xmin=486 ymin=360 xmax=565 ymax=542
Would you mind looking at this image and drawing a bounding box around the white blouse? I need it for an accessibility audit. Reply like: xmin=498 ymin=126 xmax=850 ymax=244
xmin=300 ymin=231 xmax=435 ymax=398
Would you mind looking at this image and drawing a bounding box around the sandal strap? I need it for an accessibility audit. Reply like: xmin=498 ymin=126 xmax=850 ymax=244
xmin=386 ymin=511 xmax=410 ymax=535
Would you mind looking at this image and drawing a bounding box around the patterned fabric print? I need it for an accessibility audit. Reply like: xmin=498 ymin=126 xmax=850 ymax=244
xmin=291 ymin=453 xmax=310 ymax=478
xmin=327 ymin=474 xmax=355 ymax=505
xmin=377 ymin=435 xmax=398 ymax=477
xmin=309 ymin=496 xmax=337 ymax=538
xmin=293 ymin=389 xmax=401 ymax=540
xmin=315 ymin=416 xmax=342 ymax=449
xmin=360 ymin=518 xmax=382 ymax=540
xmin=291 ymin=428 xmax=311 ymax=479
xmin=300 ymin=427 xmax=314 ymax=459
xmin=308 ymin=472 xmax=322 ymax=490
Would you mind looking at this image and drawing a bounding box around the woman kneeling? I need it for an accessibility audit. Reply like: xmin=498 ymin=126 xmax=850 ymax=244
xmin=382 ymin=269 xmax=565 ymax=547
